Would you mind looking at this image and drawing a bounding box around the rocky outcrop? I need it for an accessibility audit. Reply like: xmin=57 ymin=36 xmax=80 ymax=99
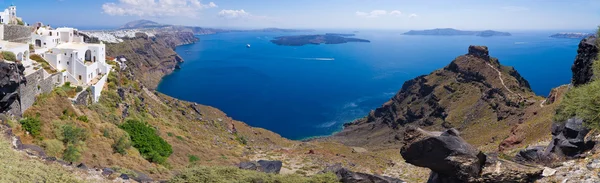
xmin=516 ymin=118 xmax=593 ymax=163
xmin=106 ymin=32 xmax=198 ymax=89
xmin=332 ymin=46 xmax=536 ymax=148
xmin=0 ymin=61 xmax=25 ymax=116
xmin=401 ymin=126 xmax=542 ymax=183
xmin=571 ymin=36 xmax=598 ymax=86
xmin=239 ymin=160 xmax=282 ymax=174
xmin=321 ymin=164 xmax=405 ymax=183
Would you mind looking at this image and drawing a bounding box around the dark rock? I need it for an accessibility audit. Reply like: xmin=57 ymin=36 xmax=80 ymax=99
xmin=322 ymin=164 xmax=404 ymax=183
xmin=73 ymin=90 xmax=89 ymax=105
xmin=572 ymin=36 xmax=598 ymax=86
xmin=44 ymin=157 xmax=57 ymax=162
xmin=0 ymin=61 xmax=26 ymax=116
xmin=117 ymin=88 xmax=126 ymax=100
xmin=475 ymin=155 xmax=543 ymax=182
xmin=120 ymin=174 xmax=130 ymax=180
xmin=257 ymin=160 xmax=282 ymax=174
xmin=20 ymin=144 xmax=46 ymax=158
xmin=401 ymin=127 xmax=486 ymax=182
xmin=132 ymin=170 xmax=153 ymax=183
xmin=308 ymin=149 xmax=315 ymax=154
xmin=468 ymin=45 xmax=490 ymax=60
xmin=77 ymin=163 xmax=88 ymax=170
xmin=239 ymin=161 xmax=259 ymax=171
xmin=515 ymin=146 xmax=548 ymax=163
xmin=102 ymin=168 xmax=115 ymax=176
xmin=546 ymin=118 xmax=592 ymax=157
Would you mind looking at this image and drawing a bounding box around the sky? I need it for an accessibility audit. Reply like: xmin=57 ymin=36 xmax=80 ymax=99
xmin=3 ymin=0 xmax=600 ymax=30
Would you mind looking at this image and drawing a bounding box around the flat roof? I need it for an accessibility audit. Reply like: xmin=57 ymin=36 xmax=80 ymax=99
xmin=0 ymin=41 xmax=27 ymax=49
xmin=56 ymin=42 xmax=103 ymax=50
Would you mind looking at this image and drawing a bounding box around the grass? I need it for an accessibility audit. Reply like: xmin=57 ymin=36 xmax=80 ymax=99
xmin=30 ymin=54 xmax=57 ymax=74
xmin=168 ymin=166 xmax=339 ymax=183
xmin=1 ymin=51 xmax=16 ymax=62
xmin=0 ymin=134 xmax=83 ymax=182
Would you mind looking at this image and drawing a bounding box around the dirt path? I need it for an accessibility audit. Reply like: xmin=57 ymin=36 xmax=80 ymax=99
xmin=486 ymin=63 xmax=524 ymax=100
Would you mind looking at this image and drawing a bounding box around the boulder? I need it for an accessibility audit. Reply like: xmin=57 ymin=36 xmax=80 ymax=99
xmin=119 ymin=173 xmax=130 ymax=180
xmin=400 ymin=127 xmax=486 ymax=182
xmin=76 ymin=163 xmax=88 ymax=170
xmin=322 ymin=164 xmax=405 ymax=183
xmin=239 ymin=161 xmax=259 ymax=171
xmin=257 ymin=160 xmax=282 ymax=174
xmin=546 ymin=118 xmax=592 ymax=157
xmin=515 ymin=146 xmax=548 ymax=163
xmin=102 ymin=168 xmax=114 ymax=176
xmin=20 ymin=144 xmax=46 ymax=158
xmin=0 ymin=61 xmax=25 ymax=116
xmin=401 ymin=127 xmax=542 ymax=182
xmin=132 ymin=170 xmax=153 ymax=183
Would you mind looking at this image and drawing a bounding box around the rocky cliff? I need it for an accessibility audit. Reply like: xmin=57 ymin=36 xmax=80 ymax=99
xmin=331 ymin=46 xmax=543 ymax=149
xmin=0 ymin=61 xmax=25 ymax=116
xmin=106 ymin=32 xmax=198 ymax=89
xmin=571 ymin=36 xmax=598 ymax=86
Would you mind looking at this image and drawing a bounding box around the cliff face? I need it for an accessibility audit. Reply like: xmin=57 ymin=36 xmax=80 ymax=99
xmin=571 ymin=36 xmax=598 ymax=86
xmin=106 ymin=32 xmax=198 ymax=89
xmin=0 ymin=61 xmax=25 ymax=116
xmin=331 ymin=46 xmax=540 ymax=148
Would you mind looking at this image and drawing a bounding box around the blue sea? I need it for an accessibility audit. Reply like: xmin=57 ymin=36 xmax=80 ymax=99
xmin=157 ymin=30 xmax=582 ymax=140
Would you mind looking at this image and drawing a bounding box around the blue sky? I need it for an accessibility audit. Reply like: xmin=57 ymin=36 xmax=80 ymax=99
xmin=4 ymin=0 xmax=600 ymax=30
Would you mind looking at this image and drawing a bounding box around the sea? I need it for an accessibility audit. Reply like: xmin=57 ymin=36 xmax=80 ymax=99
xmin=156 ymin=30 xmax=585 ymax=140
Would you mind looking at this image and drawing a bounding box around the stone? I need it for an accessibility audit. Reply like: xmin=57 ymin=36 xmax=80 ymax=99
xmin=20 ymin=144 xmax=46 ymax=158
xmin=0 ymin=61 xmax=25 ymax=116
xmin=119 ymin=173 xmax=129 ymax=180
xmin=239 ymin=161 xmax=259 ymax=171
xmin=102 ymin=168 xmax=114 ymax=176
xmin=321 ymin=164 xmax=405 ymax=183
xmin=257 ymin=160 xmax=282 ymax=174
xmin=132 ymin=170 xmax=153 ymax=183
xmin=542 ymin=167 xmax=557 ymax=177
xmin=587 ymin=159 xmax=600 ymax=170
xmin=547 ymin=118 xmax=592 ymax=157
xmin=76 ymin=163 xmax=88 ymax=170
xmin=400 ymin=126 xmax=486 ymax=182
xmin=515 ymin=146 xmax=547 ymax=163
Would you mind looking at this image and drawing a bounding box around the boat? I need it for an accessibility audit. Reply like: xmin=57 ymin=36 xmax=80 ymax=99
xmin=246 ymin=44 xmax=251 ymax=48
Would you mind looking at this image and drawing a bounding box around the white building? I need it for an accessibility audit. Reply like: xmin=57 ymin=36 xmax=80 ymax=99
xmin=0 ymin=4 xmax=17 ymax=25
xmin=0 ymin=40 xmax=29 ymax=62
xmin=31 ymin=26 xmax=111 ymax=102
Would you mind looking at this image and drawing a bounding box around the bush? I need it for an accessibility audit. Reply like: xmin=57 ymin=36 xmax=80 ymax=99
xmin=42 ymin=139 xmax=65 ymax=157
xmin=1 ymin=51 xmax=16 ymax=61
xmin=20 ymin=117 xmax=41 ymax=137
xmin=61 ymin=124 xmax=88 ymax=144
xmin=168 ymin=166 xmax=339 ymax=183
xmin=555 ymin=80 xmax=600 ymax=128
xmin=76 ymin=115 xmax=88 ymax=122
xmin=75 ymin=86 xmax=83 ymax=92
xmin=188 ymin=155 xmax=200 ymax=163
xmin=235 ymin=134 xmax=248 ymax=145
xmin=62 ymin=144 xmax=81 ymax=162
xmin=113 ymin=135 xmax=132 ymax=155
xmin=119 ymin=120 xmax=172 ymax=164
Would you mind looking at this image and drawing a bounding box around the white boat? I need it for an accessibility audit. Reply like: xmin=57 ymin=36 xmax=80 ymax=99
xmin=246 ymin=44 xmax=251 ymax=48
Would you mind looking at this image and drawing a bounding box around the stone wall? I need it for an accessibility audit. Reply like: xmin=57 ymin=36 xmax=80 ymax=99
xmin=18 ymin=69 xmax=60 ymax=114
xmin=3 ymin=24 xmax=31 ymax=43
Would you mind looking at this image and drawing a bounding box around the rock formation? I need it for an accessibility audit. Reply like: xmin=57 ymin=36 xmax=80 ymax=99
xmin=321 ymin=164 xmax=405 ymax=183
xmin=0 ymin=61 xmax=25 ymax=116
xmin=332 ymin=45 xmax=536 ymax=148
xmin=401 ymin=126 xmax=542 ymax=183
xmin=239 ymin=160 xmax=283 ymax=174
xmin=571 ymin=36 xmax=598 ymax=86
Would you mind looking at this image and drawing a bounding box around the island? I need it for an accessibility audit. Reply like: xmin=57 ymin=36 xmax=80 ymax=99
xmin=550 ymin=33 xmax=593 ymax=39
xmin=271 ymin=34 xmax=370 ymax=46
xmin=403 ymin=28 xmax=511 ymax=37
xmin=325 ymin=33 xmax=355 ymax=36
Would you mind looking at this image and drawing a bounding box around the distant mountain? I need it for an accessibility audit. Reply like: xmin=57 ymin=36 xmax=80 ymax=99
xmin=271 ymin=34 xmax=370 ymax=46
xmin=120 ymin=20 xmax=167 ymax=29
xmin=403 ymin=28 xmax=511 ymax=37
xmin=550 ymin=32 xmax=593 ymax=39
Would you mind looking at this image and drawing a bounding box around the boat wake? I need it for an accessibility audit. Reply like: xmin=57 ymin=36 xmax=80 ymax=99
xmin=299 ymin=58 xmax=335 ymax=61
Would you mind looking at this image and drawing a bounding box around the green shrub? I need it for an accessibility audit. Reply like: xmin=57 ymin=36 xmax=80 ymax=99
xmin=20 ymin=117 xmax=41 ymax=137
xmin=75 ymin=86 xmax=83 ymax=92
xmin=119 ymin=120 xmax=172 ymax=164
xmin=555 ymin=80 xmax=600 ymax=129
xmin=62 ymin=144 xmax=81 ymax=162
xmin=16 ymin=19 xmax=24 ymax=25
xmin=64 ymin=82 xmax=71 ymax=87
xmin=61 ymin=124 xmax=88 ymax=144
xmin=188 ymin=155 xmax=200 ymax=163
xmin=168 ymin=166 xmax=339 ymax=183
xmin=42 ymin=139 xmax=64 ymax=157
xmin=76 ymin=115 xmax=88 ymax=122
xmin=1 ymin=51 xmax=16 ymax=61
xmin=235 ymin=134 xmax=248 ymax=145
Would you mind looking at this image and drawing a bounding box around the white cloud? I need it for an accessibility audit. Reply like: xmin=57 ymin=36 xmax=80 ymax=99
xmin=408 ymin=13 xmax=418 ymax=18
xmin=102 ymin=0 xmax=217 ymax=17
xmin=218 ymin=9 xmax=251 ymax=19
xmin=501 ymin=6 xmax=529 ymax=12
xmin=389 ymin=10 xmax=402 ymax=16
xmin=356 ymin=10 xmax=388 ymax=18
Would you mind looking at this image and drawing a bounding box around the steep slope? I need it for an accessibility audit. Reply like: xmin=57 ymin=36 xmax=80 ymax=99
xmin=571 ymin=36 xmax=598 ymax=86
xmin=330 ymin=46 xmax=552 ymax=151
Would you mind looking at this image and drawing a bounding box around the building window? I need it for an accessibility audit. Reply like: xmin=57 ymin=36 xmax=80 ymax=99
xmin=78 ymin=75 xmax=81 ymax=80
xmin=64 ymin=53 xmax=66 ymax=56
xmin=67 ymin=62 xmax=69 ymax=65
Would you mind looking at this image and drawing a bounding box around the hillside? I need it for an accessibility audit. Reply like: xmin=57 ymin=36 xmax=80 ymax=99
xmin=328 ymin=46 xmax=558 ymax=153
xmin=403 ymin=28 xmax=512 ymax=37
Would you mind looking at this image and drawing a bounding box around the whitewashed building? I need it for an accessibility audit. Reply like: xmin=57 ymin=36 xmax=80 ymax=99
xmin=0 ymin=4 xmax=17 ymax=25
xmin=31 ymin=26 xmax=111 ymax=102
